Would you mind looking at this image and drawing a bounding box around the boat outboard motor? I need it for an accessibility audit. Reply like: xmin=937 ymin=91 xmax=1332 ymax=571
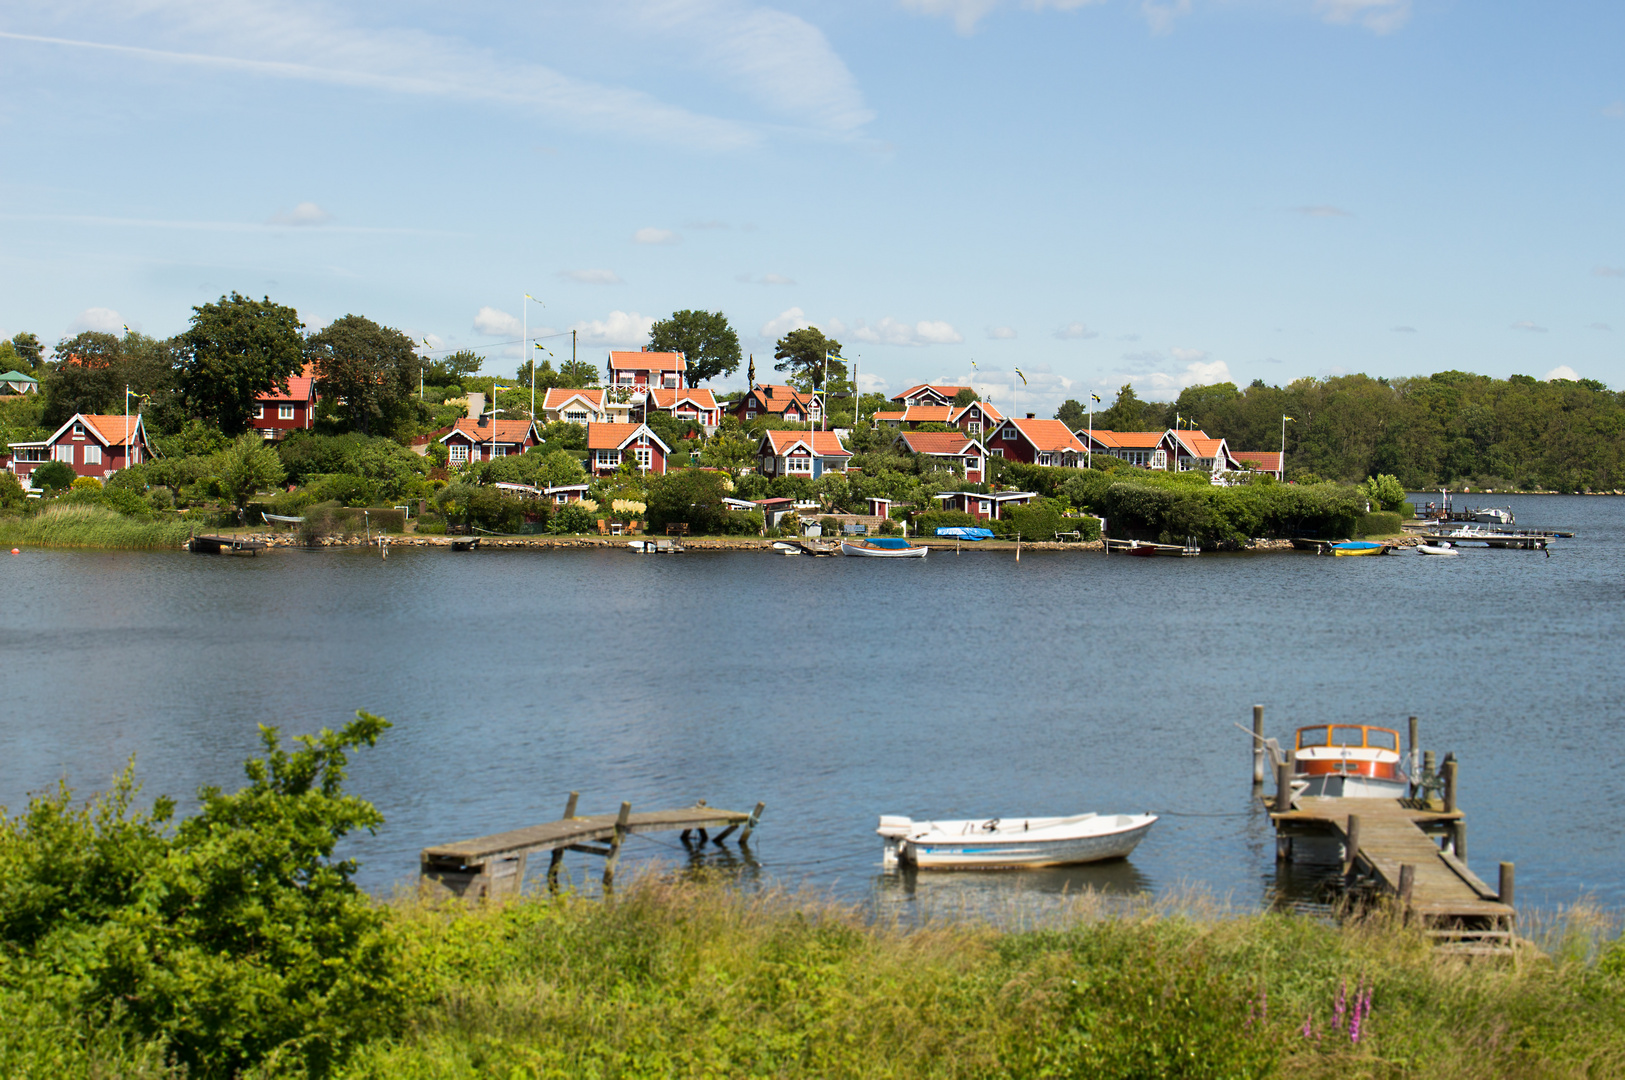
xmin=877 ymin=815 xmax=913 ymax=869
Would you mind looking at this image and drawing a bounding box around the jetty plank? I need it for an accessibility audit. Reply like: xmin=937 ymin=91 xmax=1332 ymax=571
xmin=422 ymin=805 xmax=755 ymax=867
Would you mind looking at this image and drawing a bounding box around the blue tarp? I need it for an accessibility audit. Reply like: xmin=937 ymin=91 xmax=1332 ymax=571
xmin=863 ymin=538 xmax=916 ymax=549
xmin=936 ymin=527 xmax=995 ymax=540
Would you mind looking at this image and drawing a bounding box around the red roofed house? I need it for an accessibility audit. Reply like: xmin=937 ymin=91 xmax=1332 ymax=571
xmin=1076 ymin=429 xmax=1169 ymax=469
xmin=7 ymin=413 xmax=155 ymax=485
xmin=756 ymin=429 xmax=852 ymax=479
xmin=950 ymin=400 xmax=1003 ymax=437
xmin=933 ymin=490 xmax=1038 ymax=521
xmin=891 ymin=384 xmax=966 ymax=407
xmin=1230 ymin=450 xmax=1283 ymax=480
xmin=586 ymin=422 xmax=671 ymax=476
xmin=895 ymin=431 xmax=987 ymax=483
xmin=871 ymin=404 xmax=953 ymax=429
xmin=731 ymin=383 xmax=822 ymax=425
xmin=1167 ymin=429 xmax=1243 ymax=473
xmin=439 ymin=418 xmax=540 ymax=466
xmin=987 ymin=417 xmax=1085 ymax=467
xmin=542 ymin=387 xmax=634 ymax=426
xmin=641 ymin=386 xmax=720 ymax=431
xmin=607 ymin=350 xmax=686 ymax=390
xmin=253 ymin=363 xmax=318 ymax=440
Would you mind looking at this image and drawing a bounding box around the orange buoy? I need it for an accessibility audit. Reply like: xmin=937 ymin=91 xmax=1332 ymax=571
xmin=9 ymin=548 xmax=18 ymax=555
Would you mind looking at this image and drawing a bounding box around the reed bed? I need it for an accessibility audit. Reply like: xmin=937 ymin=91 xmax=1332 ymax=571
xmin=0 ymin=504 xmax=192 ymax=549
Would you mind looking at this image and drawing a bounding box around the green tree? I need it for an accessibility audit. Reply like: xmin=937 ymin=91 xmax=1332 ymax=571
xmin=422 ymin=348 xmax=483 ymax=386
xmin=534 ymin=448 xmax=587 ymax=488
xmin=953 ymin=386 xmax=980 ymax=407
xmin=646 ymin=468 xmax=730 ymax=533
xmin=557 ymin=356 xmax=599 ymax=388
xmin=31 ymin=459 xmax=76 ymax=492
xmin=649 ymin=309 xmax=742 ymax=387
xmin=0 ymin=469 xmax=25 ymax=509
xmin=773 ymin=327 xmax=844 ymax=390
xmin=305 ymin=315 xmax=422 ymax=438
xmin=176 ymin=293 xmax=305 ymax=436
xmin=700 ymin=427 xmax=756 ymax=476
xmin=1096 ymin=384 xmax=1164 ymax=433
xmin=1359 ymin=473 xmax=1408 ymax=512
xmin=1055 ymin=398 xmax=1086 ymax=429
xmin=10 ymin=331 xmax=44 ymax=372
xmin=40 ymin=332 xmax=121 ymax=424
xmin=213 ymin=433 xmax=287 ymax=518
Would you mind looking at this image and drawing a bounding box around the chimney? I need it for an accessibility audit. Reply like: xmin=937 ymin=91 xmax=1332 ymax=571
xmin=467 ymin=392 xmax=485 ymax=421
xmin=1026 ymin=412 xmax=1036 ymax=419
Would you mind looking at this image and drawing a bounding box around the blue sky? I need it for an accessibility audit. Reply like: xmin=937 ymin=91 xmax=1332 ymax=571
xmin=1 ymin=0 xmax=1620 ymax=415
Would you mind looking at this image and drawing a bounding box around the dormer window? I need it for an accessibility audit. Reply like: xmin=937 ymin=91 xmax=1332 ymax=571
xmin=72 ymin=422 xmax=86 ymax=439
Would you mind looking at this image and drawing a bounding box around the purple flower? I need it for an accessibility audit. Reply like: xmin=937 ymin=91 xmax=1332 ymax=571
xmin=1333 ymin=978 xmax=1347 ymax=1031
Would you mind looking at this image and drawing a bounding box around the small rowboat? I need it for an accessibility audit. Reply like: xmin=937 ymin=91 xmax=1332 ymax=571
xmin=1415 ymin=541 xmax=1459 ymax=556
xmin=840 ymin=537 xmax=927 ymax=558
xmin=878 ymin=811 xmax=1157 ymax=870
xmin=1330 ymin=541 xmax=1389 ymax=556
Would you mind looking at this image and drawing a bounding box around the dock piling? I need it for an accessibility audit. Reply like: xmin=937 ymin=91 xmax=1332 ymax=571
xmin=1343 ymin=814 xmax=1362 ymax=879
xmin=1398 ymin=863 xmax=1416 ymax=913
xmin=1407 ymin=716 xmax=1419 ymax=795
xmin=547 ymin=791 xmax=580 ymax=891
xmin=602 ymin=801 xmax=632 ymax=888
xmin=1499 ymin=862 xmax=1515 ymax=907
xmin=1274 ymin=761 xmax=1294 ymax=814
xmin=740 ymin=801 xmax=766 ymax=844
xmin=1443 ymin=756 xmax=1458 ymax=814
xmin=1252 ymin=705 xmax=1266 ymax=787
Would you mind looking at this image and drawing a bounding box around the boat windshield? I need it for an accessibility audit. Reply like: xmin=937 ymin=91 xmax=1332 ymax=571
xmin=1366 ymin=729 xmax=1399 ymax=751
xmin=1330 ymin=726 xmax=1366 ymax=747
xmin=1297 ymin=727 xmax=1329 ymax=748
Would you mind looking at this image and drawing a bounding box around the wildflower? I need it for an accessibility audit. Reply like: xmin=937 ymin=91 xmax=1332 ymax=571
xmin=1333 ymin=978 xmax=1347 ymax=1031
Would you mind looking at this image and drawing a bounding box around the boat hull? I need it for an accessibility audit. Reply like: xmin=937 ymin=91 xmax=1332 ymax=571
xmin=881 ymin=813 xmax=1156 ymax=870
xmin=840 ymin=541 xmax=927 ymax=558
xmin=1332 ymin=542 xmax=1388 ymax=556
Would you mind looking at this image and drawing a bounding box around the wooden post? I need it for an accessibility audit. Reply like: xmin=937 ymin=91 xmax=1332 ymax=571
xmin=1442 ymin=756 xmax=1458 ymax=814
xmin=547 ymin=791 xmax=580 ymax=892
xmin=1252 ymin=705 xmax=1266 ymax=787
xmin=602 ymin=801 xmax=631 ymax=889
xmin=1407 ymin=715 xmax=1419 ymax=796
xmin=1499 ymin=862 xmax=1515 ymax=907
xmin=739 ymin=801 xmax=766 ymax=844
xmin=1343 ymin=814 xmax=1362 ymax=879
xmin=1452 ymin=820 xmax=1467 ymax=862
xmin=1016 ymin=532 xmax=1021 ymax=561
xmin=1274 ymin=760 xmax=1294 ymax=813
xmin=1397 ymin=863 xmax=1415 ymax=913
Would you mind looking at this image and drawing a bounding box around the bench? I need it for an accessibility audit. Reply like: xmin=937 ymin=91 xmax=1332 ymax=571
xmin=666 ymin=523 xmax=690 ymax=536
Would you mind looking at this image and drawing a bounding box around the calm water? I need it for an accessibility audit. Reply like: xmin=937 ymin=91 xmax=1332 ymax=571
xmin=3 ymin=493 xmax=1622 ymax=916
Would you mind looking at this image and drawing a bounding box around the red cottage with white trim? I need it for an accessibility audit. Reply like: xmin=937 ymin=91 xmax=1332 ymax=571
xmin=252 ymin=364 xmax=318 ymax=440
xmin=439 ymin=418 xmax=540 ymax=466
xmin=988 ymin=417 xmax=1085 ymax=467
xmin=586 ymin=422 xmax=671 ymax=476
xmin=7 ymin=413 xmax=155 ymax=484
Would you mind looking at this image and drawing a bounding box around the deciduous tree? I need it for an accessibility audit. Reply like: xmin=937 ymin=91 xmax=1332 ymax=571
xmin=649 ymin=310 xmax=742 ymax=387
xmin=176 ymin=293 xmax=305 ymax=436
xmin=304 ymin=315 xmax=421 ymax=438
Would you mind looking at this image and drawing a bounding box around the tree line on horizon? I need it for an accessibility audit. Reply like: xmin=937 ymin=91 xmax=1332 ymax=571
xmin=1057 ymin=371 xmax=1625 ymax=492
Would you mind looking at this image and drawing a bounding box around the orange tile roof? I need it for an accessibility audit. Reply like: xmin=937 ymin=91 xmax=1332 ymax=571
xmin=608 ymin=350 xmax=685 ymax=372
xmin=900 ymin=405 xmax=954 ymax=423
xmin=544 ymin=387 xmax=607 ymax=409
xmin=872 ymin=410 xmax=906 ymax=422
xmin=78 ymin=415 xmax=146 ymax=446
xmin=445 ymin=418 xmax=537 ymax=445
xmin=762 ymin=429 xmax=851 ymax=457
xmin=952 ymin=401 xmax=1003 ymax=423
xmin=1233 ymin=451 xmax=1283 ymax=470
xmin=257 ymin=375 xmax=315 ymax=403
xmin=646 ymin=387 xmax=718 ymax=409
xmin=898 ymin=431 xmax=981 ymax=455
xmin=586 ymin=422 xmax=644 ymax=450
xmin=1088 ymin=429 xmax=1164 ymax=449
xmin=893 ymin=383 xmax=965 ymax=402
xmin=1005 ymin=418 xmax=1084 ymax=453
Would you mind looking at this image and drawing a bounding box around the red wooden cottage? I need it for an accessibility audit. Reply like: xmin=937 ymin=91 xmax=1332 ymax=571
xmin=586 ymin=422 xmax=671 ymax=476
xmin=253 ymin=363 xmax=318 ymax=440
xmin=641 ymin=386 xmax=720 ymax=430
xmin=607 ymin=350 xmax=686 ymax=390
xmin=894 ymin=431 xmax=987 ymax=483
xmin=7 ymin=413 xmax=155 ymax=485
xmin=932 ymin=490 xmax=1038 ymax=521
xmin=439 ymin=417 xmax=540 ymax=466
xmin=731 ymin=383 xmax=821 ymax=425
xmin=890 ymin=383 xmax=966 ymax=407
xmin=987 ymin=417 xmax=1085 ymax=467
xmin=755 ymin=429 xmax=851 ymax=479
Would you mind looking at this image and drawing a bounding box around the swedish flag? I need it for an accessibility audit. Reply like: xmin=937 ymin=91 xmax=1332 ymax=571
xmin=1090 ymin=393 xmax=1101 ymax=404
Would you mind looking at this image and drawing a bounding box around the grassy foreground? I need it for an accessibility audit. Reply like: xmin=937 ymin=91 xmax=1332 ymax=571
xmin=6 ymin=876 xmax=1624 ymax=1079
xmin=0 ymin=504 xmax=193 ymax=549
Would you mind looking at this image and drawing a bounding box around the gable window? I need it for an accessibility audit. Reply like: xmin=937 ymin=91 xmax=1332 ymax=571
xmin=448 ymin=443 xmax=469 ymax=464
xmin=279 ymin=405 xmax=295 ymax=420
xmin=72 ymin=422 xmax=86 ymax=439
xmin=84 ymin=445 xmax=102 ymax=465
xmin=967 ymin=421 xmax=981 ymax=434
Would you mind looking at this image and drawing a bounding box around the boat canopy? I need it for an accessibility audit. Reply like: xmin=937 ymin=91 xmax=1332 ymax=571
xmin=1296 ymin=725 xmax=1400 ymax=751
xmin=936 ymin=527 xmax=994 ymax=540
xmin=861 ymin=538 xmax=915 ymax=550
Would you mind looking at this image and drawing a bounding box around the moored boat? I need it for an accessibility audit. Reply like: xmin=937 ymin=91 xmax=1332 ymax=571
xmin=1330 ymin=541 xmax=1389 ymax=556
xmin=841 ymin=537 xmax=927 ymax=558
xmin=877 ymin=811 xmax=1157 ymax=870
xmin=1415 ymin=541 xmax=1458 ymax=556
xmin=1290 ymin=723 xmax=1409 ymax=799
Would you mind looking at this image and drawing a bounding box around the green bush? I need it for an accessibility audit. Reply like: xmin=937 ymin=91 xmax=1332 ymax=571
xmin=0 ymin=713 xmax=416 ymax=1077
xmin=1353 ymin=511 xmax=1404 ymax=538
xmin=31 ymin=460 xmax=75 ymax=492
xmin=549 ymin=502 xmax=596 ymax=534
xmin=725 ymin=509 xmax=765 ymax=535
xmin=913 ymin=509 xmax=978 ymax=535
xmin=646 ymin=469 xmax=729 ymax=534
xmin=0 ymin=470 xmax=24 ymax=511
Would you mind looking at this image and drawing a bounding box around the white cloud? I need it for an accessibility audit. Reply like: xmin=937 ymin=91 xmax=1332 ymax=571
xmin=849 ymin=317 xmax=964 ymax=346
xmin=1141 ymin=0 xmax=1191 ymax=35
xmin=760 ymin=307 xmax=813 ymax=338
xmin=855 ymin=369 xmax=890 ymax=395
xmin=1316 ymin=0 xmax=1410 ymax=33
xmin=634 ymin=227 xmax=680 ymax=245
xmin=473 ymin=306 xmax=522 ymax=337
xmin=899 ymin=0 xmax=1106 ymax=35
xmin=570 ymin=310 xmax=656 ymax=347
xmin=1054 ymin=321 xmax=1098 ymax=340
xmin=1545 ymin=366 xmax=1580 ymax=382
xmin=67 ymin=307 xmax=124 ymax=334
xmin=1294 ymin=204 xmax=1353 ymax=218
xmin=1594 ymin=266 xmax=1625 ymax=278
xmin=267 ymin=200 xmax=331 ymax=226
xmin=1510 ymin=321 xmax=1547 ymax=333
xmin=1114 ymin=347 xmax=1230 ymax=396
xmin=986 ymin=325 xmax=1017 ymax=340
xmin=737 ymin=272 xmax=796 ymax=285
xmin=561 ymin=268 xmax=623 ymax=284
xmin=1605 ymin=102 xmax=1625 ymax=120
xmin=0 ymin=4 xmax=760 ymax=151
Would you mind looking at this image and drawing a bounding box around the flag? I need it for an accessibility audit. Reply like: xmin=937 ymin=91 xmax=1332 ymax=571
xmin=1090 ymin=393 xmax=1101 ymax=404
xmin=1014 ymin=368 xmax=1027 ymax=385
xmin=1284 ymin=415 xmax=1294 ymax=422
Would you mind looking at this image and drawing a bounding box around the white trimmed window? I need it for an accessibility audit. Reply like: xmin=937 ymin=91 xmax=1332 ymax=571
xmin=968 ymin=421 xmax=981 ymax=434
xmin=617 ymin=372 xmax=635 ymax=385
xmin=85 ymin=445 xmax=102 ymax=465
xmin=255 ymin=406 xmax=265 ymax=419
xmin=493 ymin=445 xmax=507 ymax=457
xmin=634 ymin=446 xmax=652 ymax=469
xmin=991 ymin=448 xmax=1004 ymax=459
xmin=787 ymin=453 xmax=812 ymax=474
xmin=448 ymin=443 xmax=469 ymax=464
xmin=1038 ymin=452 xmax=1053 ymax=466
xmin=966 ymin=457 xmax=979 ymax=471
xmin=72 ymin=422 xmax=86 ymax=439
xmin=565 ymin=410 xmax=587 ymax=422
xmin=55 ymin=444 xmax=74 ymax=463
xmin=664 ymin=374 xmax=679 ymax=388
xmin=1002 ymin=427 xmax=1015 ymax=440
xmin=278 ymin=405 xmax=295 ymax=420
xmin=595 ymin=449 xmax=621 ymax=469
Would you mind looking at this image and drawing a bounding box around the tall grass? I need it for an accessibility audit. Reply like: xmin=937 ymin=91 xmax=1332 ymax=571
xmin=0 ymin=504 xmax=192 ymax=549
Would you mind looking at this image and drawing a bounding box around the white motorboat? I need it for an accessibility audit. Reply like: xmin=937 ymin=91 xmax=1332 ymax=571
xmin=840 ymin=538 xmax=927 ymax=558
xmin=1415 ymin=542 xmax=1459 ymax=556
xmin=877 ymin=811 xmax=1157 ymax=870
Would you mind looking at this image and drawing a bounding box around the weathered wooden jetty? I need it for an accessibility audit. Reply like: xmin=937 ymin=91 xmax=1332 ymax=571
xmin=420 ymin=793 xmax=764 ymax=900
xmin=187 ymin=533 xmax=267 ymax=555
xmin=1252 ymin=708 xmax=1516 ymax=955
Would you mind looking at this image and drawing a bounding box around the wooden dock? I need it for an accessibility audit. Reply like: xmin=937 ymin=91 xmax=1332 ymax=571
xmin=420 ymin=794 xmax=764 ymax=900
xmin=187 ymin=533 xmax=267 ymax=555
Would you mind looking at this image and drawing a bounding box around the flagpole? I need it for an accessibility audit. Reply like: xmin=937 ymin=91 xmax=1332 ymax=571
xmin=1087 ymin=394 xmax=1092 ymax=471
